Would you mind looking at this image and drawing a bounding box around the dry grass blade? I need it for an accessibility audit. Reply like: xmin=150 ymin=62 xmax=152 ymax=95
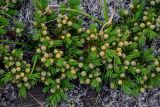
xmin=101 ymin=7 xmax=115 ymax=31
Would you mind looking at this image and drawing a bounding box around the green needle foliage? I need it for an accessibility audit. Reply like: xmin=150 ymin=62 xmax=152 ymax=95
xmin=0 ymin=0 xmax=160 ymax=106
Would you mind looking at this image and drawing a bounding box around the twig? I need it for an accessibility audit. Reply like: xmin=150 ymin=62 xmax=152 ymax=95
xmin=50 ymin=5 xmax=104 ymax=24
xmin=45 ymin=19 xmax=56 ymax=24
xmin=0 ymin=39 xmax=30 ymax=46
xmin=28 ymin=93 xmax=45 ymax=107
xmin=100 ymin=8 xmax=115 ymax=31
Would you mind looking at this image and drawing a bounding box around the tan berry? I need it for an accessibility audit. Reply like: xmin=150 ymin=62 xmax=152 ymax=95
xmin=134 ymin=36 xmax=138 ymax=41
xmin=110 ymin=82 xmax=115 ymax=89
xmin=96 ymin=77 xmax=102 ymax=82
xmin=45 ymin=36 xmax=50 ymax=40
xmin=58 ymin=23 xmax=62 ymax=28
xmin=101 ymin=45 xmax=106 ymax=50
xmin=146 ymin=22 xmax=152 ymax=26
xmin=80 ymin=79 xmax=84 ymax=84
xmin=124 ymin=41 xmax=129 ymax=46
xmin=140 ymin=23 xmax=145 ymax=28
xmin=89 ymin=74 xmax=93 ymax=78
xmin=57 ymin=18 xmax=61 ymax=23
xmin=140 ymin=80 xmax=144 ymax=84
xmin=129 ymin=41 xmax=133 ymax=45
xmin=148 ymin=85 xmax=153 ymax=89
xmin=50 ymin=59 xmax=54 ymax=64
xmin=143 ymin=11 xmax=148 ymax=15
xmin=123 ymin=10 xmax=129 ymax=16
xmin=156 ymin=67 xmax=160 ymax=72
xmin=61 ymin=73 xmax=66 ymax=79
xmin=136 ymin=69 xmax=141 ymax=73
xmin=100 ymin=51 xmax=105 ymax=57
xmin=20 ymin=72 xmax=25 ymax=77
xmin=154 ymin=60 xmax=159 ymax=66
xmin=66 ymin=33 xmax=71 ymax=38
xmin=36 ymin=48 xmax=41 ymax=53
xmin=40 ymin=37 xmax=45 ymax=42
xmin=62 ymin=20 xmax=67 ymax=24
xmin=47 ymin=72 xmax=51 ymax=77
xmin=150 ymin=1 xmax=155 ymax=6
xmin=89 ymin=63 xmax=94 ymax=69
xmin=78 ymin=63 xmax=83 ymax=68
xmin=124 ymin=60 xmax=130 ymax=66
xmin=140 ymin=87 xmax=145 ymax=93
xmin=81 ymin=71 xmax=87 ymax=77
xmin=23 ymin=76 xmax=28 ymax=82
xmin=129 ymin=3 xmax=134 ymax=9
xmin=117 ymin=34 xmax=122 ymax=37
xmin=9 ymin=56 xmax=13 ymax=61
xmin=143 ymin=16 xmax=148 ymax=21
xmin=131 ymin=61 xmax=136 ymax=66
xmin=67 ymin=21 xmax=72 ymax=26
xmin=103 ymin=34 xmax=109 ymax=39
xmin=41 ymin=45 xmax=47 ymax=51
xmin=78 ymin=28 xmax=83 ymax=33
xmin=85 ymin=78 xmax=90 ymax=84
xmin=102 ymin=60 xmax=106 ymax=64
xmin=143 ymin=76 xmax=148 ymax=81
xmin=50 ymin=88 xmax=56 ymax=93
xmin=56 ymin=53 xmax=61 ymax=58
xmin=99 ymin=31 xmax=104 ymax=36
xmin=116 ymin=29 xmax=121 ymax=34
xmin=41 ymin=57 xmax=46 ymax=63
xmin=71 ymin=69 xmax=76 ymax=74
xmin=42 ymin=30 xmax=47 ymax=36
xmin=25 ymin=68 xmax=30 ymax=73
xmin=120 ymin=73 xmax=125 ymax=78
xmin=61 ymin=35 xmax=65 ymax=39
xmin=44 ymin=81 xmax=49 ymax=85
xmin=151 ymin=73 xmax=156 ymax=78
xmin=91 ymin=47 xmax=96 ymax=51
xmin=124 ymin=66 xmax=128 ymax=70
xmin=65 ymin=64 xmax=70 ymax=69
xmin=44 ymin=53 xmax=49 ymax=58
xmin=24 ymin=82 xmax=30 ymax=88
xmin=33 ymin=22 xmax=38 ymax=26
xmin=15 ymin=75 xmax=20 ymax=79
xmin=94 ymin=72 xmax=100 ymax=77
xmin=108 ymin=64 xmax=113 ymax=69
xmin=55 ymin=79 xmax=61 ymax=84
xmin=56 ymin=85 xmax=60 ymax=89
xmin=118 ymin=80 xmax=123 ymax=85
xmin=118 ymin=42 xmax=124 ymax=47
xmin=108 ymin=58 xmax=113 ymax=63
xmin=16 ymin=28 xmax=21 ymax=33
xmin=150 ymin=25 xmax=155 ymax=30
xmin=117 ymin=52 xmax=123 ymax=57
xmin=17 ymin=83 xmax=22 ymax=88
xmin=41 ymin=23 xmax=45 ymax=27
xmin=86 ymin=30 xmax=90 ymax=34
xmin=12 ymin=0 xmax=17 ymax=3
xmin=41 ymin=71 xmax=47 ymax=77
xmin=116 ymin=48 xmax=122 ymax=52
xmin=41 ymin=77 xmax=45 ymax=81
xmin=16 ymin=67 xmax=21 ymax=72
xmin=11 ymin=68 xmax=16 ymax=74
xmin=58 ymin=14 xmax=63 ymax=18
xmin=90 ymin=34 xmax=96 ymax=39
xmin=63 ymin=15 xmax=68 ymax=20
xmin=105 ymin=43 xmax=110 ymax=47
